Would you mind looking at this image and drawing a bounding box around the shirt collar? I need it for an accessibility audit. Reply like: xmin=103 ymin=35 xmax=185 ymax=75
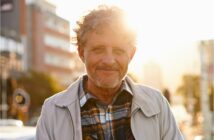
xmin=79 ymin=75 xmax=133 ymax=107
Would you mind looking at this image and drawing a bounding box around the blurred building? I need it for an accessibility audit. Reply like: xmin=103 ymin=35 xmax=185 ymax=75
xmin=26 ymin=0 xmax=84 ymax=86
xmin=1 ymin=0 xmax=27 ymax=119
xmin=1 ymin=0 xmax=84 ymax=86
xmin=0 ymin=0 xmax=26 ymax=74
xmin=199 ymin=39 xmax=214 ymax=140
xmin=200 ymin=40 xmax=214 ymax=81
xmin=1 ymin=0 xmax=84 ymax=118
xmin=142 ymin=61 xmax=163 ymax=90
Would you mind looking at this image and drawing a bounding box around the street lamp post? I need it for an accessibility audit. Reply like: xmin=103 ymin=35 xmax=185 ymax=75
xmin=199 ymin=40 xmax=213 ymax=140
xmin=1 ymin=65 xmax=9 ymax=119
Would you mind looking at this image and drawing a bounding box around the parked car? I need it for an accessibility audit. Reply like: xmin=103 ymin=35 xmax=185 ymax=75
xmin=0 ymin=119 xmax=23 ymax=127
xmin=194 ymin=135 xmax=204 ymax=140
xmin=0 ymin=119 xmax=35 ymax=140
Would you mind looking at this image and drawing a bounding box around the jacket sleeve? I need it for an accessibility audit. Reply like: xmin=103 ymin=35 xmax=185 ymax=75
xmin=160 ymin=97 xmax=184 ymax=140
xmin=36 ymin=101 xmax=53 ymax=140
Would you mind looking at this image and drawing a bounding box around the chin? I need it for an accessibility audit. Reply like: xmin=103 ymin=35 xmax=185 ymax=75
xmin=96 ymin=80 xmax=121 ymax=89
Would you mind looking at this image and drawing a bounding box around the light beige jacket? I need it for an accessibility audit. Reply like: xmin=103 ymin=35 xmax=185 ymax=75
xmin=36 ymin=76 xmax=183 ymax=140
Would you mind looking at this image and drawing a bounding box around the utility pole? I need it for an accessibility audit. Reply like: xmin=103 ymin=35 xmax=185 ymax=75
xmin=199 ymin=40 xmax=213 ymax=140
xmin=1 ymin=38 xmax=9 ymax=119
xmin=1 ymin=69 xmax=8 ymax=119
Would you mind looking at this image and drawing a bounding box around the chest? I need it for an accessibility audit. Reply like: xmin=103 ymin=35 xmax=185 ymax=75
xmin=52 ymin=103 xmax=161 ymax=140
xmin=81 ymin=101 xmax=134 ymax=140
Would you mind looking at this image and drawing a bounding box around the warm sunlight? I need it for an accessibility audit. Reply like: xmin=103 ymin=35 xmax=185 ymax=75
xmin=47 ymin=0 xmax=214 ymax=92
xmin=2 ymin=1 xmax=213 ymax=139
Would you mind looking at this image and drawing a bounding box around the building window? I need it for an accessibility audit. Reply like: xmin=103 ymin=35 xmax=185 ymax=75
xmin=44 ymin=53 xmax=75 ymax=69
xmin=44 ymin=34 xmax=70 ymax=51
xmin=0 ymin=36 xmax=24 ymax=54
xmin=45 ymin=16 xmax=69 ymax=35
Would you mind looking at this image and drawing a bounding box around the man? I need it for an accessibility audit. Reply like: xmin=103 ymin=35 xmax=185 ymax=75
xmin=36 ymin=5 xmax=183 ymax=140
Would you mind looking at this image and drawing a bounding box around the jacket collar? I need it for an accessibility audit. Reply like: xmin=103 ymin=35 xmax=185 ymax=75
xmin=53 ymin=77 xmax=82 ymax=107
xmin=79 ymin=75 xmax=134 ymax=107
xmin=54 ymin=75 xmax=160 ymax=117
xmin=126 ymin=77 xmax=160 ymax=117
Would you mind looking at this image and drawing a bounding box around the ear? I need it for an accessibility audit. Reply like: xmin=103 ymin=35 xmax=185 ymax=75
xmin=130 ymin=47 xmax=136 ymax=60
xmin=78 ymin=47 xmax=85 ymax=63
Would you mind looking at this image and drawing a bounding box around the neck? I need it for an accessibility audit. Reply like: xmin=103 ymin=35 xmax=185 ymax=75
xmin=86 ymin=80 xmax=122 ymax=105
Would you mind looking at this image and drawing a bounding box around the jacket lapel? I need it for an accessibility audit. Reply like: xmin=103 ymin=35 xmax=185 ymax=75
xmin=67 ymin=102 xmax=82 ymax=140
xmin=126 ymin=76 xmax=160 ymax=117
xmin=126 ymin=77 xmax=161 ymax=140
xmin=54 ymin=77 xmax=83 ymax=139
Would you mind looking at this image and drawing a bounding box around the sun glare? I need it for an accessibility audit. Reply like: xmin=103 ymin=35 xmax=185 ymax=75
xmin=48 ymin=0 xmax=214 ymax=92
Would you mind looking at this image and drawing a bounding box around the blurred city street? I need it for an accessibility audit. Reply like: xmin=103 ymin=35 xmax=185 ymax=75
xmin=1 ymin=0 xmax=214 ymax=139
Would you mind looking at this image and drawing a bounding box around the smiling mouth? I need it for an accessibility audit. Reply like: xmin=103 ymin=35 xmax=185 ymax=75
xmin=97 ymin=66 xmax=119 ymax=71
xmin=97 ymin=69 xmax=118 ymax=75
xmin=98 ymin=69 xmax=117 ymax=72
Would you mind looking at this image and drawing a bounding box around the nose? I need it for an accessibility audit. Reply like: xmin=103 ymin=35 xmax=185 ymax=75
xmin=102 ymin=51 xmax=116 ymax=65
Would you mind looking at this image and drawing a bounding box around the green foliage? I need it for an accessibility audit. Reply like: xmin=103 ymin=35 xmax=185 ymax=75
xmin=17 ymin=71 xmax=63 ymax=115
xmin=176 ymin=75 xmax=200 ymax=113
xmin=176 ymin=74 xmax=214 ymax=124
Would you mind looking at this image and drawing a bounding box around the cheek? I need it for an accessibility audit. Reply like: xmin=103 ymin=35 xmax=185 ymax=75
xmin=117 ymin=56 xmax=131 ymax=65
xmin=84 ymin=54 xmax=98 ymax=67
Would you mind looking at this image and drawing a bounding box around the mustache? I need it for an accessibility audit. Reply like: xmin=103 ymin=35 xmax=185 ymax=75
xmin=96 ymin=65 xmax=119 ymax=71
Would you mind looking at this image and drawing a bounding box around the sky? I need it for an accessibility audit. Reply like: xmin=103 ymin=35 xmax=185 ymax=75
xmin=47 ymin=0 xmax=214 ymax=92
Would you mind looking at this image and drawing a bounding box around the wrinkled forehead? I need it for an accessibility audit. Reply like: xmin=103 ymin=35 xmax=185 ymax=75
xmin=94 ymin=22 xmax=128 ymax=35
xmin=82 ymin=21 xmax=134 ymax=46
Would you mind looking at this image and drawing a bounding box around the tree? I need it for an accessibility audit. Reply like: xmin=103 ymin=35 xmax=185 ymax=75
xmin=15 ymin=71 xmax=64 ymax=118
xmin=176 ymin=74 xmax=214 ymax=125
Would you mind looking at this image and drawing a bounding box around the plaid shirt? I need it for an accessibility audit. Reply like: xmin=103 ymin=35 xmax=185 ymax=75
xmin=79 ymin=76 xmax=135 ymax=140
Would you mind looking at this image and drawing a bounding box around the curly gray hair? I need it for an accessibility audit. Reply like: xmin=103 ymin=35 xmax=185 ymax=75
xmin=73 ymin=5 xmax=136 ymax=48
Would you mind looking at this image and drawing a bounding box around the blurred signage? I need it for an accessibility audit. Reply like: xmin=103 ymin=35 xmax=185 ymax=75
xmin=0 ymin=0 xmax=14 ymax=12
xmin=13 ymin=88 xmax=30 ymax=108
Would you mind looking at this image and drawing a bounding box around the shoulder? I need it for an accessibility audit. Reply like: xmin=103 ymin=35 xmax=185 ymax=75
xmin=126 ymin=76 xmax=168 ymax=116
xmin=43 ymin=77 xmax=82 ymax=108
xmin=42 ymin=90 xmax=67 ymax=108
xmin=135 ymin=84 xmax=163 ymax=100
xmin=126 ymin=76 xmax=163 ymax=101
xmin=133 ymin=84 xmax=166 ymax=109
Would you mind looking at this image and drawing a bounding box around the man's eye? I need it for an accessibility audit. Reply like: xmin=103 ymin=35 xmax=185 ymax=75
xmin=92 ymin=48 xmax=103 ymax=53
xmin=114 ymin=49 xmax=125 ymax=55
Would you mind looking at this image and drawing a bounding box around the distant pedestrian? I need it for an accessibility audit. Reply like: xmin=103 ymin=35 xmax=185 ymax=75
xmin=163 ymin=88 xmax=171 ymax=104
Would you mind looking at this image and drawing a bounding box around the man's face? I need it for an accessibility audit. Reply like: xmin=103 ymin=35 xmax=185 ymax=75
xmin=78 ymin=29 xmax=136 ymax=89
